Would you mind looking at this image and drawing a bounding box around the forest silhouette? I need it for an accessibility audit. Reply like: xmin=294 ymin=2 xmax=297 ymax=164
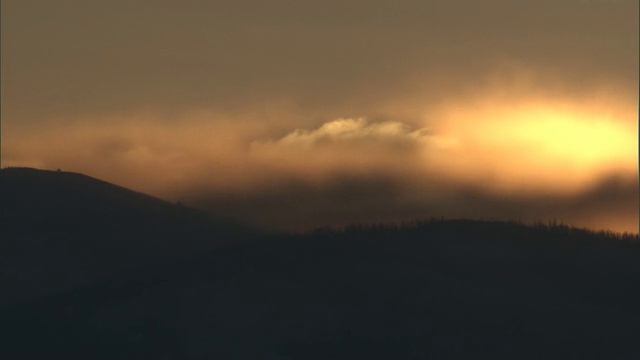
xmin=1 ymin=167 xmax=639 ymax=359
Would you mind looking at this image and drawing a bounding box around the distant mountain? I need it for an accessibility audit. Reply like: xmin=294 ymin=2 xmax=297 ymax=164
xmin=0 ymin=167 xmax=247 ymax=308
xmin=2 ymin=168 xmax=640 ymax=359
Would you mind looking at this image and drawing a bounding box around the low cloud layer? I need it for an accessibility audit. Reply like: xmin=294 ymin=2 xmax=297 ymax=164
xmin=250 ymin=118 xmax=430 ymax=182
xmin=5 ymin=85 xmax=637 ymax=233
xmin=191 ymin=173 xmax=638 ymax=233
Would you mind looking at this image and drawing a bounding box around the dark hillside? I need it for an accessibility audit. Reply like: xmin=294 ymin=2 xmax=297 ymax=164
xmin=1 ymin=167 xmax=209 ymax=231
xmin=3 ymin=224 xmax=640 ymax=359
xmin=0 ymin=167 xmax=246 ymax=308
xmin=1 ymin=168 xmax=639 ymax=359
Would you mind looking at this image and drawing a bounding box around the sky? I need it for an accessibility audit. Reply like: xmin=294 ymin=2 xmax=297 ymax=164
xmin=2 ymin=0 xmax=638 ymax=233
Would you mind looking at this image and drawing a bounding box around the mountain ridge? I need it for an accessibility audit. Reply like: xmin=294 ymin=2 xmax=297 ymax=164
xmin=0 ymin=167 xmax=209 ymax=228
xmin=0 ymin=167 xmax=246 ymax=309
xmin=2 ymin=167 xmax=640 ymax=359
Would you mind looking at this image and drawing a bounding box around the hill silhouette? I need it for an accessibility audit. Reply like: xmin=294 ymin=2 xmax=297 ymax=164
xmin=1 ymin=167 xmax=216 ymax=231
xmin=1 ymin=168 xmax=639 ymax=359
xmin=0 ymin=167 xmax=247 ymax=308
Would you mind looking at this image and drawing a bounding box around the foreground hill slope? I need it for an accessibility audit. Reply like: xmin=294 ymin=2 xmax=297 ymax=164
xmin=3 ymin=220 xmax=640 ymax=359
xmin=0 ymin=167 xmax=245 ymax=308
xmin=1 ymin=168 xmax=639 ymax=359
xmin=1 ymin=167 xmax=209 ymax=231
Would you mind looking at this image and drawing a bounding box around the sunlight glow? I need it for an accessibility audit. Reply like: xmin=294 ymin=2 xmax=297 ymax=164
xmin=427 ymin=98 xmax=637 ymax=195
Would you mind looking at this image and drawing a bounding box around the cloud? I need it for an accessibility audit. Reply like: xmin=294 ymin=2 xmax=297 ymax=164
xmin=3 ymin=0 xmax=636 ymax=124
xmin=186 ymin=171 xmax=639 ymax=234
xmin=273 ymin=118 xmax=428 ymax=146
xmin=192 ymin=107 xmax=637 ymax=233
xmin=248 ymin=118 xmax=432 ymax=182
xmin=5 ymin=90 xmax=637 ymax=234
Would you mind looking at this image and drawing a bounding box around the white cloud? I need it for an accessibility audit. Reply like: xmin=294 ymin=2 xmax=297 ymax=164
xmin=271 ymin=118 xmax=429 ymax=147
xmin=247 ymin=118 xmax=432 ymax=181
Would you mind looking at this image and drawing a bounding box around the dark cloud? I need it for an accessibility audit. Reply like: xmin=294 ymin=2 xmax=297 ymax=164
xmin=186 ymin=173 xmax=638 ymax=233
xmin=188 ymin=175 xmax=404 ymax=231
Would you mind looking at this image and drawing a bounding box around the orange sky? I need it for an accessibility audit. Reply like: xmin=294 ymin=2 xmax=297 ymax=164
xmin=2 ymin=0 xmax=638 ymax=233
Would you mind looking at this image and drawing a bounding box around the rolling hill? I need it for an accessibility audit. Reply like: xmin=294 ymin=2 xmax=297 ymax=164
xmin=0 ymin=167 xmax=245 ymax=308
xmin=1 ymin=168 xmax=639 ymax=359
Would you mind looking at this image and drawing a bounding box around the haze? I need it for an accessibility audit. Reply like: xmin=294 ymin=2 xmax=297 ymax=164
xmin=2 ymin=0 xmax=638 ymax=233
